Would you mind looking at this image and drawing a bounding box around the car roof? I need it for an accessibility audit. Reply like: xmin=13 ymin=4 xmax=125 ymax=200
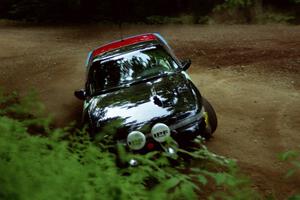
xmin=92 ymin=33 xmax=159 ymax=58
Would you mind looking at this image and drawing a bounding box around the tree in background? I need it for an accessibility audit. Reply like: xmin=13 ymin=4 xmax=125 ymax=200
xmin=214 ymin=0 xmax=299 ymax=23
xmin=0 ymin=0 xmax=298 ymax=23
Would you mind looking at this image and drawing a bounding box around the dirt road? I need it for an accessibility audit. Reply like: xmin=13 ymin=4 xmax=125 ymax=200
xmin=0 ymin=24 xmax=299 ymax=198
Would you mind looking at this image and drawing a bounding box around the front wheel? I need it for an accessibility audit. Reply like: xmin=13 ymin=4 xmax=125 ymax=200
xmin=201 ymin=97 xmax=218 ymax=140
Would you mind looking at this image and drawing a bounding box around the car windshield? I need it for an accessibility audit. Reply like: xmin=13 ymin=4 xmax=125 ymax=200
xmin=88 ymin=45 xmax=179 ymax=93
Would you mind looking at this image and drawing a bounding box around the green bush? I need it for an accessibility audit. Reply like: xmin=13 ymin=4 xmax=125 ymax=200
xmin=257 ymin=12 xmax=295 ymax=23
xmin=0 ymin=90 xmax=260 ymax=199
xmin=279 ymin=149 xmax=300 ymax=200
xmin=279 ymin=149 xmax=300 ymax=178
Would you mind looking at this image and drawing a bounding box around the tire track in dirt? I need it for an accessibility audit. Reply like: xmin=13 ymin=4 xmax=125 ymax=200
xmin=275 ymin=92 xmax=300 ymax=149
xmin=190 ymin=66 xmax=300 ymax=198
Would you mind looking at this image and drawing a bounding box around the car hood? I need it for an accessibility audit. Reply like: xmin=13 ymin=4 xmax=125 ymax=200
xmin=87 ymin=72 xmax=200 ymax=139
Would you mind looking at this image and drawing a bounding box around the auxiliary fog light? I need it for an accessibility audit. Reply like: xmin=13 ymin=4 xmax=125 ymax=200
xmin=151 ymin=123 xmax=171 ymax=142
xmin=127 ymin=131 xmax=146 ymax=150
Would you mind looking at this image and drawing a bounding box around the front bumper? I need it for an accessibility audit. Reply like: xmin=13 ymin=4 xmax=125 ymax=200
xmin=124 ymin=106 xmax=208 ymax=153
xmin=171 ymin=115 xmax=207 ymax=143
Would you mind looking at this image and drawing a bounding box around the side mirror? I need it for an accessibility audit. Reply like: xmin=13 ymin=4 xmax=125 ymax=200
xmin=181 ymin=59 xmax=191 ymax=70
xmin=74 ymin=89 xmax=86 ymax=100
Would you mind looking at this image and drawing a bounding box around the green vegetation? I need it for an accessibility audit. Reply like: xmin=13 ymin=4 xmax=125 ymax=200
xmin=0 ymin=0 xmax=298 ymax=24
xmin=212 ymin=0 xmax=299 ymax=24
xmin=279 ymin=149 xmax=300 ymax=178
xmin=0 ymin=90 xmax=262 ymax=199
xmin=278 ymin=149 xmax=300 ymax=200
xmin=1 ymin=90 xmax=299 ymax=199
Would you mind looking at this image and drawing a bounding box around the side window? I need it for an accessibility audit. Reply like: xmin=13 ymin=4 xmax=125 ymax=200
xmin=85 ymin=79 xmax=92 ymax=96
xmin=86 ymin=67 xmax=96 ymax=95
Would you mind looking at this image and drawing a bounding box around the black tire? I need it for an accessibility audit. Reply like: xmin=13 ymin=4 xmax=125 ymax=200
xmin=201 ymin=97 xmax=218 ymax=139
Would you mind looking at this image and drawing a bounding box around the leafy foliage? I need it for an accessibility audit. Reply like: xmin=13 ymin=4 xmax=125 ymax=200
xmin=0 ymin=0 xmax=298 ymax=23
xmin=278 ymin=148 xmax=300 ymax=199
xmin=0 ymin=90 xmax=261 ymax=199
xmin=257 ymin=12 xmax=296 ymax=23
xmin=279 ymin=149 xmax=300 ymax=178
xmin=215 ymin=0 xmax=253 ymax=10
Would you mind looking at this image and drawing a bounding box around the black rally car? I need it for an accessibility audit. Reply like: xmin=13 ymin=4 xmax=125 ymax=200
xmin=75 ymin=33 xmax=217 ymax=152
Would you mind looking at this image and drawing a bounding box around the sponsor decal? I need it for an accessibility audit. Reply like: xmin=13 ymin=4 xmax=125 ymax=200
xmin=127 ymin=131 xmax=146 ymax=150
xmin=151 ymin=123 xmax=170 ymax=142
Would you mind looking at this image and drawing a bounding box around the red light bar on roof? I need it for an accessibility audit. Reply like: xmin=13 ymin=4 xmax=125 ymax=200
xmin=92 ymin=34 xmax=157 ymax=57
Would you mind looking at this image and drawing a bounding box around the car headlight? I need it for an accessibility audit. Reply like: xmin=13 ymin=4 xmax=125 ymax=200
xmin=151 ymin=123 xmax=171 ymax=142
xmin=127 ymin=131 xmax=146 ymax=150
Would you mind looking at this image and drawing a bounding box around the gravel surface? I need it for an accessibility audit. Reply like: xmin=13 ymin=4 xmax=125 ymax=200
xmin=0 ymin=24 xmax=299 ymax=199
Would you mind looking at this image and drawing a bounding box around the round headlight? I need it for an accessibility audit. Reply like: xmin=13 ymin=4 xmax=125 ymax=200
xmin=127 ymin=131 xmax=146 ymax=150
xmin=151 ymin=123 xmax=170 ymax=142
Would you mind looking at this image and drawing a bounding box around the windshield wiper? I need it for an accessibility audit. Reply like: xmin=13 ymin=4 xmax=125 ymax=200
xmin=136 ymin=71 xmax=175 ymax=83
